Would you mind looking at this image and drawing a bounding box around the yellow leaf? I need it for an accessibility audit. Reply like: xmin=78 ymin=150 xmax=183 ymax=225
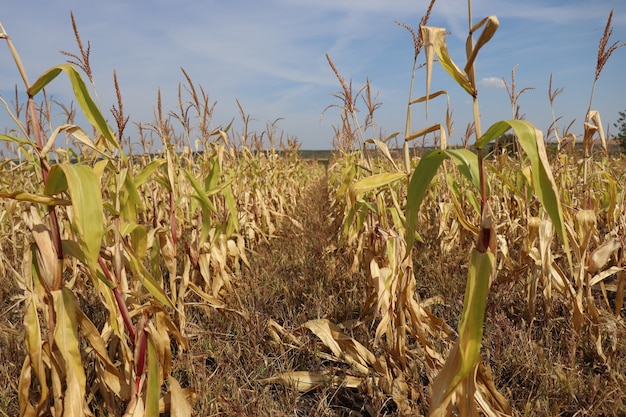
xmin=302 ymin=319 xmax=375 ymax=374
xmin=260 ymin=371 xmax=362 ymax=392
xmin=464 ymin=16 xmax=499 ymax=74
xmin=52 ymin=288 xmax=87 ymax=417
xmin=168 ymin=376 xmax=193 ymax=417
xmin=348 ymin=173 xmax=404 ymax=208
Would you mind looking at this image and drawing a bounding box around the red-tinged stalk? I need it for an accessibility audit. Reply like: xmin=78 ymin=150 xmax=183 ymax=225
xmin=98 ymin=255 xmax=136 ymax=341
xmin=133 ymin=318 xmax=148 ymax=395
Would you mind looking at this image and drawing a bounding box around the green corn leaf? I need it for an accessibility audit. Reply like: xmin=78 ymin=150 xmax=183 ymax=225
xmin=223 ymin=183 xmax=239 ymax=236
xmin=0 ymin=191 xmax=70 ymax=206
xmin=348 ymin=172 xmax=405 ymax=208
xmin=122 ymin=170 xmax=143 ymax=222
xmin=205 ymin=153 xmax=222 ymax=191
xmin=45 ymin=164 xmax=104 ymax=272
xmin=27 ymin=64 xmax=122 ymax=155
xmin=430 ymin=247 xmax=494 ymax=413
xmin=405 ymin=150 xmax=448 ymax=253
xmin=134 ymin=159 xmax=166 ymax=187
xmin=0 ymin=133 xmax=34 ymax=147
xmin=474 ymin=121 xmax=512 ymax=150
xmin=145 ymin=333 xmax=160 ymax=417
xmin=406 ymin=148 xmax=484 ymax=254
xmin=124 ymin=240 xmax=175 ymax=309
xmin=336 ymin=159 xmax=357 ymax=202
xmin=475 ymin=120 xmax=572 ymax=269
xmin=184 ymin=168 xmax=217 ymax=215
xmin=445 ymin=148 xmax=482 ymax=192
xmin=184 ymin=168 xmax=219 ymax=245
xmin=458 ymin=248 xmax=493 ymax=371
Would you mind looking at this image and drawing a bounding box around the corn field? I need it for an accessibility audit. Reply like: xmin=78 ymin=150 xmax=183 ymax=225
xmin=1 ymin=2 xmax=626 ymax=416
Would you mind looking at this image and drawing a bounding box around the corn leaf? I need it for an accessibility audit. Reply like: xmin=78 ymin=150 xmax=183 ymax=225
xmin=421 ymin=26 xmax=475 ymax=98
xmin=365 ymin=138 xmax=400 ymax=171
xmin=122 ymin=170 xmax=143 ymax=222
xmin=464 ymin=16 xmax=499 ymax=74
xmin=409 ymin=90 xmax=448 ymax=105
xmin=145 ymin=334 xmax=160 ymax=417
xmin=0 ymin=133 xmax=35 ymax=147
xmin=168 ymin=376 xmax=193 ymax=417
xmin=134 ymin=159 xmax=166 ymax=187
xmin=223 ymin=183 xmax=239 ymax=236
xmin=303 ymin=319 xmax=376 ymax=374
xmin=446 ymin=148 xmax=482 ymax=193
xmin=475 ymin=120 xmax=571 ymax=269
xmin=0 ymin=191 xmax=70 ymax=206
xmin=260 ymin=371 xmax=362 ymax=392
xmin=27 ymin=64 xmax=121 ymax=154
xmin=45 ymin=164 xmax=104 ymax=271
xmin=52 ymin=288 xmax=87 ymax=417
xmin=430 ymin=248 xmax=494 ymax=414
xmin=74 ymin=307 xmax=129 ymax=399
xmin=24 ymin=294 xmax=49 ymax=414
xmin=405 ymin=150 xmax=448 ymax=253
xmin=124 ymin=240 xmax=175 ymax=309
xmin=348 ymin=172 xmax=405 ymax=208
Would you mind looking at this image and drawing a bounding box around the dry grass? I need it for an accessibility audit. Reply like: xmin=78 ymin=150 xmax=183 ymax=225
xmin=140 ymin=175 xmax=374 ymax=416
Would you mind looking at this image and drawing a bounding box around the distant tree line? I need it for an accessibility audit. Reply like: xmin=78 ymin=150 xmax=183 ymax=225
xmin=614 ymin=110 xmax=626 ymax=153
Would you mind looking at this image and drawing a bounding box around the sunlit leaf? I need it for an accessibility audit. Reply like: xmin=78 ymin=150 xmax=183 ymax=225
xmin=46 ymin=164 xmax=104 ymax=271
xmin=260 ymin=371 xmax=363 ymax=392
xmin=146 ymin=333 xmax=160 ymax=417
xmin=0 ymin=190 xmax=70 ymax=206
xmin=465 ymin=16 xmax=499 ymax=74
xmin=420 ymin=26 xmax=475 ymax=99
xmin=168 ymin=376 xmax=193 ymax=417
xmin=348 ymin=172 xmax=405 ymax=208
xmin=430 ymin=247 xmax=494 ymax=414
xmin=52 ymin=288 xmax=87 ymax=417
xmin=405 ymin=150 xmax=448 ymax=253
xmin=27 ymin=64 xmax=122 ymax=155
xmin=475 ymin=120 xmax=571 ymax=269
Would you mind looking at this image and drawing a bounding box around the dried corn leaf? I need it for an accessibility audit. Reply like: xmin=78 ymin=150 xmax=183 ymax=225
xmin=260 ymin=371 xmax=362 ymax=392
xmin=166 ymin=376 xmax=193 ymax=417
xmin=52 ymin=288 xmax=87 ymax=417
xmin=302 ymin=319 xmax=376 ymax=374
xmin=465 ymin=16 xmax=499 ymax=74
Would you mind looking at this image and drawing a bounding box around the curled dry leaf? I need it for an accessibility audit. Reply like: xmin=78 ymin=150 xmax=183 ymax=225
xmin=588 ymin=237 xmax=621 ymax=273
xmin=23 ymin=205 xmax=62 ymax=291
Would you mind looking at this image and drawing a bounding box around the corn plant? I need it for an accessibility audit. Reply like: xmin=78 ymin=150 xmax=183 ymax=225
xmin=0 ymin=24 xmax=194 ymax=416
xmin=260 ymin=1 xmax=625 ymax=416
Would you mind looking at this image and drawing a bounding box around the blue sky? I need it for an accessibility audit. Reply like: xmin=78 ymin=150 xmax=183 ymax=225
xmin=1 ymin=0 xmax=625 ymax=150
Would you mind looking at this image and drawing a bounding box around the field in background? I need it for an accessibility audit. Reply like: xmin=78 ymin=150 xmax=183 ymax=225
xmin=1 ymin=2 xmax=626 ymax=416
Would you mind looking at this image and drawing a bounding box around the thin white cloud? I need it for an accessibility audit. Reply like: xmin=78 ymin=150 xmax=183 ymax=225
xmin=1 ymin=0 xmax=625 ymax=150
xmin=480 ymin=77 xmax=506 ymax=88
